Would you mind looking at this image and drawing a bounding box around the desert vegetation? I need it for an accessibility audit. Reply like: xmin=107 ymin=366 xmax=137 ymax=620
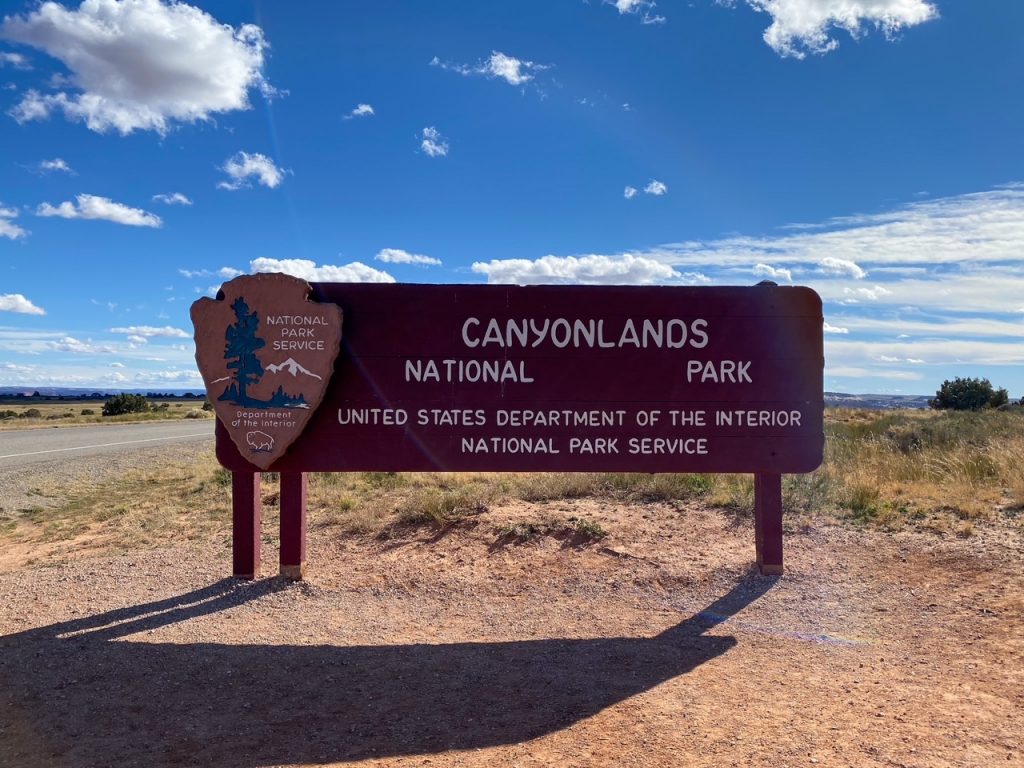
xmin=0 ymin=397 xmax=213 ymax=430
xmin=3 ymin=407 xmax=1022 ymax=562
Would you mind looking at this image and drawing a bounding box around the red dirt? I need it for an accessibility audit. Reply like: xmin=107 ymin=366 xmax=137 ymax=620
xmin=1 ymin=499 xmax=1021 ymax=767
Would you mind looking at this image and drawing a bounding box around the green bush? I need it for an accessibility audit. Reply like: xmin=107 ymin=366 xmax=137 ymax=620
xmin=930 ymin=377 xmax=1007 ymax=411
xmin=102 ymin=393 xmax=151 ymax=416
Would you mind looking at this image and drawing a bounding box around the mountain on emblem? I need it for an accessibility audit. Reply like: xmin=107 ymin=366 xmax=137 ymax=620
xmin=266 ymin=358 xmax=323 ymax=380
xmin=191 ymin=273 xmax=343 ymax=470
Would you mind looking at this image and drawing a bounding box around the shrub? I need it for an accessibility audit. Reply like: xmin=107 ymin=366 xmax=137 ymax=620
xmin=930 ymin=377 xmax=1007 ymax=411
xmin=102 ymin=393 xmax=151 ymax=416
xmin=19 ymin=408 xmax=42 ymax=419
xmin=80 ymin=408 xmax=95 ymax=416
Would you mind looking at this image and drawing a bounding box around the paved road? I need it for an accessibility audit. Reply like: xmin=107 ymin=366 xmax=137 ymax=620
xmin=0 ymin=421 xmax=215 ymax=470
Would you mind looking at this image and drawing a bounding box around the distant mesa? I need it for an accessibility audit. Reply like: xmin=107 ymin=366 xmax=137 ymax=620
xmin=265 ymin=358 xmax=323 ymax=380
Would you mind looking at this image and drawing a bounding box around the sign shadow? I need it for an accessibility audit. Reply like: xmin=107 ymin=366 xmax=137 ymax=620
xmin=1 ymin=574 xmax=776 ymax=766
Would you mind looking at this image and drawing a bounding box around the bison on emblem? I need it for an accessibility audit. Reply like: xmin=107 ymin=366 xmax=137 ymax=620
xmin=246 ymin=431 xmax=275 ymax=452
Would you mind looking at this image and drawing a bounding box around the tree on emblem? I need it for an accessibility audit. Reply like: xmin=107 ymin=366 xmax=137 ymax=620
xmin=221 ymin=296 xmax=266 ymax=406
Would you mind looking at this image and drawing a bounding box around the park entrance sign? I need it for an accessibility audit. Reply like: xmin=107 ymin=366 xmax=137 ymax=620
xmin=193 ymin=274 xmax=824 ymax=578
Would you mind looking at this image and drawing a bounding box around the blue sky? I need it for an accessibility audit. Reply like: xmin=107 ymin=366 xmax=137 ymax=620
xmin=1 ymin=0 xmax=1022 ymax=395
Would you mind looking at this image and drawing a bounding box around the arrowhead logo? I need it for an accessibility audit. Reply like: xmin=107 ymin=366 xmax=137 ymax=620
xmin=191 ymin=273 xmax=343 ymax=470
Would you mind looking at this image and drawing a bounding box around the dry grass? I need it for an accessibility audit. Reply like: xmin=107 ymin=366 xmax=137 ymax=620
xmin=2 ymin=460 xmax=234 ymax=562
xmin=3 ymin=407 xmax=1023 ymax=560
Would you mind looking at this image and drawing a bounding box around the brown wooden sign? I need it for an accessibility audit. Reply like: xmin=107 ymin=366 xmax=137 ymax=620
xmin=194 ymin=277 xmax=823 ymax=579
xmin=213 ymin=282 xmax=824 ymax=474
xmin=191 ymin=274 xmax=343 ymax=470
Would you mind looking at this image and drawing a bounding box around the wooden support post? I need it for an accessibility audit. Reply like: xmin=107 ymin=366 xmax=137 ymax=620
xmin=232 ymin=472 xmax=262 ymax=579
xmin=754 ymin=473 xmax=784 ymax=575
xmin=279 ymin=471 xmax=308 ymax=580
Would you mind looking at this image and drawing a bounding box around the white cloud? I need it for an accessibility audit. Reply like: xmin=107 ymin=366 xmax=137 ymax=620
xmin=823 ymin=321 xmax=848 ymax=334
xmin=608 ymin=0 xmax=666 ymax=24
xmin=875 ymin=355 xmax=925 ymax=364
xmin=250 ymin=257 xmax=396 ymax=283
xmin=420 ymin=126 xmax=449 ymax=158
xmin=39 ymin=157 xmax=72 ymax=173
xmin=179 ymin=266 xmax=242 ymax=279
xmin=344 ymin=103 xmax=374 ymax=119
xmin=218 ymin=151 xmax=286 ymax=190
xmin=152 ymin=192 xmax=192 ymax=205
xmin=46 ymin=336 xmax=114 ymax=355
xmin=844 ymin=285 xmax=891 ymax=301
xmin=624 ymin=186 xmax=638 ymax=200
xmin=110 ymin=362 xmax=125 ymax=368
xmin=824 ymin=365 xmax=923 ymax=381
xmin=375 ymin=248 xmax=441 ymax=266
xmin=753 ymin=263 xmax=792 ymax=282
xmin=482 ymin=51 xmax=543 ymax=86
xmin=819 ymin=256 xmax=867 ymax=279
xmin=644 ymin=179 xmax=668 ymax=196
xmin=431 ymin=51 xmax=548 ymax=87
xmin=471 ymin=254 xmax=700 ymax=286
xmin=127 ymin=334 xmax=147 ymax=345
xmin=0 ymin=51 xmax=30 ymax=69
xmin=732 ymin=0 xmax=938 ymax=59
xmin=0 ymin=204 xmax=28 ymax=239
xmin=637 ymin=186 xmax=1024 ymax=274
xmin=110 ymin=325 xmax=189 ymax=339
xmin=0 ymin=293 xmax=45 ymax=315
xmin=1 ymin=0 xmax=273 ymax=134
xmin=36 ymin=194 xmax=162 ymax=227
xmin=829 ymin=338 xmax=1024 ymax=367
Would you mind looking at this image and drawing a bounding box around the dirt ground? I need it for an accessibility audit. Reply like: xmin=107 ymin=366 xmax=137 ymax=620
xmin=0 ymin=499 xmax=1021 ymax=768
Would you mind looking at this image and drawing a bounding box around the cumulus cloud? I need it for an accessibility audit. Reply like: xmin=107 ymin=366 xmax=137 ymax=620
xmin=250 ymin=257 xmax=395 ymax=283
xmin=36 ymin=194 xmax=162 ymax=227
xmin=822 ymin=321 xmax=848 ymax=334
xmin=152 ymin=192 xmax=192 ymax=205
xmin=1 ymin=0 xmax=273 ymax=134
xmin=724 ymin=0 xmax=938 ymax=58
xmin=375 ymin=248 xmax=441 ymax=266
xmin=644 ymin=179 xmax=668 ymax=196
xmin=819 ymin=256 xmax=867 ymax=279
xmin=0 ymin=204 xmax=28 ymax=239
xmin=110 ymin=325 xmax=189 ymax=339
xmin=39 ymin=157 xmax=72 ymax=173
xmin=218 ymin=151 xmax=286 ymax=190
xmin=624 ymin=186 xmax=638 ymax=200
xmin=430 ymin=51 xmax=549 ymax=87
xmin=344 ymin=103 xmax=374 ymax=119
xmin=420 ymin=126 xmax=449 ymax=158
xmin=0 ymin=293 xmax=45 ymax=315
xmin=753 ymin=263 xmax=793 ymax=282
xmin=471 ymin=254 xmax=703 ymax=286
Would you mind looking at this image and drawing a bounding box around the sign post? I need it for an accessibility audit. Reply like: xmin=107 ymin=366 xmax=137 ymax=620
xmin=194 ymin=275 xmax=824 ymax=579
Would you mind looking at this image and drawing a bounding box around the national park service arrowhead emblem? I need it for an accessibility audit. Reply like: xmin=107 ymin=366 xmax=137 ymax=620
xmin=191 ymin=273 xmax=343 ymax=470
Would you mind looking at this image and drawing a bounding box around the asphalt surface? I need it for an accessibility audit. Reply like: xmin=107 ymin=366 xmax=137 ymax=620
xmin=0 ymin=420 xmax=215 ymax=470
